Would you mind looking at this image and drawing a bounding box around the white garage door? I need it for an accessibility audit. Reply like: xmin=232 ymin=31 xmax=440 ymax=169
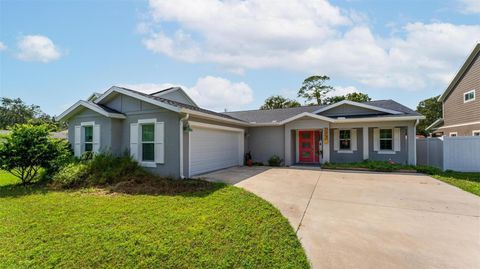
xmin=190 ymin=124 xmax=243 ymax=176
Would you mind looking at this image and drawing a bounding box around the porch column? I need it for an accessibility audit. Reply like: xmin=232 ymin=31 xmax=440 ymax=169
xmin=284 ymin=127 xmax=291 ymax=166
xmin=363 ymin=127 xmax=369 ymax=160
xmin=408 ymin=122 xmax=416 ymax=165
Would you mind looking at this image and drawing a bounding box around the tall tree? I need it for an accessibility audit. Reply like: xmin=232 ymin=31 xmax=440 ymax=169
xmin=260 ymin=95 xmax=301 ymax=110
xmin=416 ymin=95 xmax=442 ymax=136
xmin=0 ymin=98 xmax=41 ymax=129
xmin=0 ymin=97 xmax=65 ymax=131
xmin=297 ymin=75 xmax=334 ymax=105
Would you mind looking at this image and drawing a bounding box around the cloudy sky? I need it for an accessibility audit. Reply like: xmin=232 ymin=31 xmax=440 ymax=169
xmin=0 ymin=0 xmax=479 ymax=115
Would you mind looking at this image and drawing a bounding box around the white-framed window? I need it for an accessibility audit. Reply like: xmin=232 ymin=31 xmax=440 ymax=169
xmin=450 ymin=132 xmax=458 ymax=137
xmin=339 ymin=130 xmax=351 ymax=150
xmin=84 ymin=125 xmax=93 ymax=152
xmin=130 ymin=119 xmax=165 ymax=167
xmin=472 ymin=130 xmax=480 ymax=136
xmin=379 ymin=128 xmax=393 ymax=150
xmin=464 ymin=90 xmax=475 ymax=103
xmin=141 ymin=123 xmax=155 ymax=162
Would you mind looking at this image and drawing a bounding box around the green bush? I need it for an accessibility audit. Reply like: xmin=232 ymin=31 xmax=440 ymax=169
xmin=52 ymin=163 xmax=90 ymax=188
xmin=0 ymin=124 xmax=72 ymax=185
xmin=268 ymin=155 xmax=283 ymax=166
xmin=52 ymin=153 xmax=144 ymax=188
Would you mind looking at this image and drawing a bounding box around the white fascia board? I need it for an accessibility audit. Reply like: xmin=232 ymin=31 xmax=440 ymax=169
xmin=280 ymin=112 xmax=335 ymax=124
xmin=95 ymin=86 xmax=182 ymax=113
xmin=56 ymin=100 xmax=126 ymax=121
xmin=437 ymin=120 xmax=480 ymax=130
xmin=313 ymin=100 xmax=403 ymax=115
xmin=425 ymin=118 xmax=444 ymax=131
xmin=247 ymin=112 xmax=334 ymax=127
xmin=334 ymin=115 xmax=425 ymax=123
xmin=181 ymin=109 xmax=250 ymax=127
xmin=189 ymin=121 xmax=245 ymax=133
xmin=156 ymin=87 xmax=198 ymax=107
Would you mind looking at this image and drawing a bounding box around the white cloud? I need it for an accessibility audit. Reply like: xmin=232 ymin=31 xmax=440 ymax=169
xmin=120 ymin=76 xmax=253 ymax=111
xmin=458 ymin=0 xmax=480 ymax=13
xmin=16 ymin=35 xmax=61 ymax=63
xmin=140 ymin=0 xmax=480 ymax=92
xmin=0 ymin=42 xmax=6 ymax=51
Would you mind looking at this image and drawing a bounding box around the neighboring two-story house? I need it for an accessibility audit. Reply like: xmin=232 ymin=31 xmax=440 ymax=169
xmin=427 ymin=43 xmax=480 ymax=136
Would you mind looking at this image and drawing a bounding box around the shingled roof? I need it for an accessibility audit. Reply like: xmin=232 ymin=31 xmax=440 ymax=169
xmin=224 ymin=100 xmax=420 ymax=123
xmin=116 ymin=87 xmax=245 ymax=122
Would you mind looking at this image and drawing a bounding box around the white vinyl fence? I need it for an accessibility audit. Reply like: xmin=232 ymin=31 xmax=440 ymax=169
xmin=417 ymin=136 xmax=480 ymax=172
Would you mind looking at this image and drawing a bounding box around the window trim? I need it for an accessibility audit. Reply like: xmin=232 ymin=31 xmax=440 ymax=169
xmin=463 ymin=90 xmax=475 ymax=103
xmin=339 ymin=129 xmax=351 ymax=151
xmin=379 ymin=128 xmax=393 ymax=151
xmin=472 ymin=130 xmax=480 ymax=136
xmin=449 ymin=132 xmax=458 ymax=137
xmin=137 ymin=118 xmax=157 ymax=167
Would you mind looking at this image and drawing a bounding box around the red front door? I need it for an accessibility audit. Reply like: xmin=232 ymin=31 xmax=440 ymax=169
xmin=299 ymin=131 xmax=315 ymax=162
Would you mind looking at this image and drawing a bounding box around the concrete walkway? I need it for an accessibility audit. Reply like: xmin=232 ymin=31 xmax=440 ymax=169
xmin=199 ymin=167 xmax=480 ymax=269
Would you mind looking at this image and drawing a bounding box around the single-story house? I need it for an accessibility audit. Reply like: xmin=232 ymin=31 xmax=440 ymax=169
xmin=58 ymin=86 xmax=424 ymax=178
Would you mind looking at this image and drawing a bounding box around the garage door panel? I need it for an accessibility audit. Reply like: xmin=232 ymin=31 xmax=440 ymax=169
xmin=190 ymin=127 xmax=242 ymax=176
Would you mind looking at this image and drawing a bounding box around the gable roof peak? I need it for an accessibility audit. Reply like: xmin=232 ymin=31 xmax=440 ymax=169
xmin=439 ymin=42 xmax=480 ymax=102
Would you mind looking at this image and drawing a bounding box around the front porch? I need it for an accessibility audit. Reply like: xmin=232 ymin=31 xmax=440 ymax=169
xmin=284 ymin=118 xmax=417 ymax=166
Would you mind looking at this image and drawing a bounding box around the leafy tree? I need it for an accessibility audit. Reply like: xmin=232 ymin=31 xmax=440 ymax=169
xmin=323 ymin=92 xmax=372 ymax=105
xmin=416 ymin=95 xmax=442 ymax=136
xmin=260 ymin=95 xmax=301 ymax=110
xmin=0 ymin=124 xmax=72 ymax=185
xmin=344 ymin=92 xmax=371 ymax=103
xmin=0 ymin=97 xmax=65 ymax=131
xmin=297 ymin=75 xmax=334 ymax=105
xmin=323 ymin=95 xmax=346 ymax=105
xmin=0 ymin=98 xmax=41 ymax=129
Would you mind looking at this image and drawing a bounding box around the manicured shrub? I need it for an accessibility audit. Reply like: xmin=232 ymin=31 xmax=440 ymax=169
xmin=268 ymin=155 xmax=283 ymax=166
xmin=0 ymin=124 xmax=72 ymax=185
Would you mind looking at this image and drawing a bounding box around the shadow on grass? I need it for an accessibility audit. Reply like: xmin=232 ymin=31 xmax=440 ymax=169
xmin=0 ymin=176 xmax=227 ymax=199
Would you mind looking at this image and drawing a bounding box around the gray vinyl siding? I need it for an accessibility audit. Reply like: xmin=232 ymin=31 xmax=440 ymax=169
xmin=368 ymin=127 xmax=409 ymax=164
xmin=159 ymin=91 xmax=196 ymax=106
xmin=247 ymin=126 xmax=285 ymax=165
xmin=110 ymin=119 xmax=123 ymax=155
xmin=320 ymin=104 xmax=384 ymax=117
xmin=329 ymin=128 xmax=363 ymax=163
xmin=67 ymin=109 xmax=113 ymax=154
xmin=67 ymin=94 xmax=183 ymax=178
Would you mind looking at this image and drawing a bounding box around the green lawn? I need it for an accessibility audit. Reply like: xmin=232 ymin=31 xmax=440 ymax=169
xmin=431 ymin=172 xmax=480 ymax=197
xmin=0 ymin=170 xmax=19 ymax=186
xmin=0 ymin=174 xmax=309 ymax=268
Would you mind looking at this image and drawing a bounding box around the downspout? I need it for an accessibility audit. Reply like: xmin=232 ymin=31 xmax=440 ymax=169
xmin=179 ymin=113 xmax=189 ymax=179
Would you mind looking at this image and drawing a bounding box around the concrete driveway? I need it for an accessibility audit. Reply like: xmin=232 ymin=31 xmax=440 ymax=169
xmin=199 ymin=167 xmax=480 ymax=269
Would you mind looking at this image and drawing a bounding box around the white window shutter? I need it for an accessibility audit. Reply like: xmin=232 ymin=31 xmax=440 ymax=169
xmin=373 ymin=128 xmax=380 ymax=151
xmin=394 ymin=128 xmax=401 ymax=152
xmin=130 ymin=123 xmax=139 ymax=160
xmin=351 ymin=129 xmax=357 ymax=151
xmin=333 ymin=129 xmax=339 ymax=151
xmin=74 ymin=126 xmax=81 ymax=157
xmin=155 ymin=122 xmax=165 ymax=164
xmin=93 ymin=124 xmax=101 ymax=153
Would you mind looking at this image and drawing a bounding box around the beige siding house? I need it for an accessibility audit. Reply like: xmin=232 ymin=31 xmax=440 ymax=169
xmin=428 ymin=43 xmax=480 ymax=137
